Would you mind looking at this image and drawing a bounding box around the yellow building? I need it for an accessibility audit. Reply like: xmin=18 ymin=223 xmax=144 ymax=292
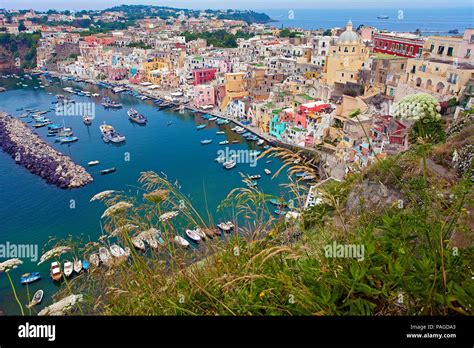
xmin=324 ymin=20 xmax=369 ymax=86
xmin=404 ymin=57 xmax=474 ymax=98
xmin=220 ymin=72 xmax=249 ymax=111
xmin=144 ymin=58 xmax=171 ymax=85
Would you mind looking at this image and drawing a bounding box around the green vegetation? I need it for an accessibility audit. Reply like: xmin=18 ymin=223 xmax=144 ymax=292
xmin=180 ymin=30 xmax=254 ymax=48
xmin=0 ymin=32 xmax=41 ymax=69
xmin=278 ymin=28 xmax=303 ymax=38
xmin=42 ymin=110 xmax=474 ymax=316
xmin=126 ymin=42 xmax=152 ymax=49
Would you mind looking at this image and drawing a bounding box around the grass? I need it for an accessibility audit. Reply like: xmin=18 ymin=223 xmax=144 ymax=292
xmin=45 ymin=138 xmax=473 ymax=316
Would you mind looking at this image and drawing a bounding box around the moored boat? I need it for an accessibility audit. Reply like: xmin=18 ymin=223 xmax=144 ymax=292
xmin=50 ymin=262 xmax=62 ymax=281
xmin=63 ymin=261 xmax=73 ymax=277
xmin=127 ymin=108 xmax=147 ymax=125
xmin=99 ymin=247 xmax=112 ymax=265
xmin=88 ymin=160 xmax=100 ymax=166
xmin=131 ymin=236 xmax=146 ymax=251
xmin=185 ymin=229 xmax=201 ymax=243
xmin=27 ymin=289 xmax=44 ymax=308
xmin=264 ymin=169 xmax=272 ymax=175
xmin=73 ymin=259 xmax=82 ymax=274
xmin=174 ymin=235 xmax=190 ymax=247
xmin=110 ymin=244 xmax=127 ymax=258
xmin=20 ymin=272 xmax=41 ymax=284
xmin=196 ymin=124 xmax=206 ymax=130
xmin=89 ymin=253 xmax=100 ymax=267
xmin=223 ymin=160 xmax=236 ymax=169
xmin=83 ymin=115 xmax=92 ymax=125
xmin=100 ymin=123 xmax=126 ymax=143
xmin=201 ymin=139 xmax=213 ymax=145
xmin=100 ymin=167 xmax=116 ymax=175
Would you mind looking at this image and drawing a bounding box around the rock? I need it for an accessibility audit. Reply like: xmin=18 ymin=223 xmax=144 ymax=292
xmin=0 ymin=112 xmax=93 ymax=189
xmin=345 ymin=179 xmax=402 ymax=213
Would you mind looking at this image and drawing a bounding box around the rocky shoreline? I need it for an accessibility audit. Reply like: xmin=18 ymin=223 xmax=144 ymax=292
xmin=0 ymin=112 xmax=93 ymax=189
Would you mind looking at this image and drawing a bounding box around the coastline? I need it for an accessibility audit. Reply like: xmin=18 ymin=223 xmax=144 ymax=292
xmin=0 ymin=111 xmax=93 ymax=189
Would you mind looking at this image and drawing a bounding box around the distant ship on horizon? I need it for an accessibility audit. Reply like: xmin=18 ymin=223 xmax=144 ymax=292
xmin=377 ymin=15 xmax=390 ymax=19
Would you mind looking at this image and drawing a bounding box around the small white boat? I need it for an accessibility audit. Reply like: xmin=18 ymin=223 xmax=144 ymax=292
xmin=73 ymin=259 xmax=82 ymax=274
xmin=225 ymin=221 xmax=235 ymax=230
xmin=174 ymin=235 xmax=190 ymax=247
xmin=27 ymin=289 xmax=44 ymax=308
xmin=185 ymin=229 xmax=201 ymax=243
xmin=99 ymin=247 xmax=112 ymax=265
xmin=257 ymin=139 xmax=265 ymax=146
xmin=223 ymin=160 xmax=236 ymax=169
xmin=89 ymin=253 xmax=100 ymax=267
xmin=217 ymin=222 xmax=232 ymax=233
xmin=219 ymin=140 xmax=229 ymax=145
xmin=194 ymin=228 xmax=207 ymax=240
xmin=110 ymin=244 xmax=126 ymax=258
xmin=63 ymin=261 xmax=73 ymax=277
xmin=88 ymin=160 xmax=100 ymax=166
xmin=264 ymin=169 xmax=272 ymax=175
xmin=131 ymin=236 xmax=146 ymax=251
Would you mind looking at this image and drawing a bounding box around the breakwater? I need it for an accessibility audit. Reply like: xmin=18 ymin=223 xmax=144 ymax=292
xmin=0 ymin=112 xmax=93 ymax=188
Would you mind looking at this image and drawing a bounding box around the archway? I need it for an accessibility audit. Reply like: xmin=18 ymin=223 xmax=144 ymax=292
xmin=436 ymin=82 xmax=445 ymax=94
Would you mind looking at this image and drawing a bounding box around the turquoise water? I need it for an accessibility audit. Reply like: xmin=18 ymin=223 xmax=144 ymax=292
xmin=0 ymin=75 xmax=289 ymax=314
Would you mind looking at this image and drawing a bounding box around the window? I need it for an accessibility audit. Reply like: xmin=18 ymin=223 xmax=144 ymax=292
xmin=409 ymin=46 xmax=414 ymax=54
xmin=401 ymin=63 xmax=405 ymax=70
xmin=437 ymin=46 xmax=445 ymax=55
xmin=447 ymin=47 xmax=454 ymax=56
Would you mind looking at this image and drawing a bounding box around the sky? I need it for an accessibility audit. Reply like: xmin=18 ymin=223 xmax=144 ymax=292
xmin=1 ymin=0 xmax=472 ymax=11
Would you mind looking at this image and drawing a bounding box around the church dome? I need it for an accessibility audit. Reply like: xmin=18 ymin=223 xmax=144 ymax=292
xmin=337 ymin=20 xmax=361 ymax=44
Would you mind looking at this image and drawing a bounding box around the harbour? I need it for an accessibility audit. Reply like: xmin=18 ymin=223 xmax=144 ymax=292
xmin=0 ymin=73 xmax=291 ymax=314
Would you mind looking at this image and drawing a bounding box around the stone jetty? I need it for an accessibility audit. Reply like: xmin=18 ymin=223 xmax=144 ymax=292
xmin=0 ymin=112 xmax=93 ymax=188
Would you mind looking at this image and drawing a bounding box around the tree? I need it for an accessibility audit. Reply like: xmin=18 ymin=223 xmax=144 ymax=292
xmin=323 ymin=29 xmax=332 ymax=36
xmin=18 ymin=21 xmax=27 ymax=32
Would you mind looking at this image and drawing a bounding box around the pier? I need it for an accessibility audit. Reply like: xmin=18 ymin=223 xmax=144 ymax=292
xmin=0 ymin=112 xmax=93 ymax=189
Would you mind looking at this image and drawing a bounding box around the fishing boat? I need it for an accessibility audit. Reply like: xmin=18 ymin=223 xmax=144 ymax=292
xmin=216 ymin=119 xmax=230 ymax=125
xmin=185 ymin=229 xmax=201 ymax=243
xmin=100 ymin=123 xmax=126 ymax=143
xmin=101 ymin=97 xmax=122 ymax=109
xmin=83 ymin=115 xmax=92 ymax=125
xmin=196 ymin=124 xmax=206 ymax=130
xmin=223 ymin=160 xmax=236 ymax=169
xmin=32 ymin=122 xmax=50 ymax=128
xmin=264 ymin=169 xmax=272 ymax=175
xmin=131 ymin=236 xmax=146 ymax=251
xmin=217 ymin=222 xmax=232 ymax=233
xmin=174 ymin=235 xmax=190 ymax=247
xmin=216 ymin=131 xmax=226 ymax=135
xmin=194 ymin=228 xmax=207 ymax=241
xmin=249 ymin=174 xmax=261 ymax=180
xmin=88 ymin=160 xmax=100 ymax=166
xmin=89 ymin=253 xmax=100 ymax=267
xmin=232 ymin=140 xmax=240 ymax=144
xmin=57 ymin=130 xmax=73 ymax=137
xmin=59 ymin=136 xmax=78 ymax=144
xmin=63 ymin=261 xmax=73 ymax=277
xmin=127 ymin=108 xmax=147 ymax=125
xmin=219 ymin=140 xmax=229 ymax=145
xmin=302 ymin=173 xmax=316 ymax=181
xmin=110 ymin=244 xmax=127 ymax=258
xmin=270 ymin=198 xmax=287 ymax=207
xmin=99 ymin=247 xmax=112 ymax=265
xmin=73 ymin=259 xmax=82 ymax=274
xmin=20 ymin=272 xmax=41 ymax=284
xmin=82 ymin=260 xmax=90 ymax=271
xmin=208 ymin=117 xmax=217 ymax=121
xmin=274 ymin=209 xmax=287 ymax=216
xmin=201 ymin=139 xmax=213 ymax=145
xmin=50 ymin=262 xmax=62 ymax=281
xmin=100 ymin=167 xmax=116 ymax=175
xmin=27 ymin=290 xmax=44 ymax=308
xmin=257 ymin=139 xmax=265 ymax=146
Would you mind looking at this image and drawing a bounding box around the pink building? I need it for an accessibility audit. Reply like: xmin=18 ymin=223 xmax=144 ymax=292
xmin=194 ymin=85 xmax=215 ymax=108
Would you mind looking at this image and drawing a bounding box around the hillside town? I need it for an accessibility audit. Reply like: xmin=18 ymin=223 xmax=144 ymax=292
xmin=1 ymin=7 xmax=473 ymax=180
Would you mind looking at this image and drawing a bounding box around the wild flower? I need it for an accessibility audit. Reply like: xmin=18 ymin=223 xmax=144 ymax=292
xmin=38 ymin=246 xmax=71 ymax=265
xmin=393 ymin=93 xmax=441 ymax=121
xmin=90 ymin=190 xmax=116 ymax=202
xmin=101 ymin=202 xmax=133 ymax=219
xmin=111 ymin=224 xmax=139 ymax=237
xmin=143 ymin=189 xmax=170 ymax=204
xmin=159 ymin=211 xmax=179 ymax=222
xmin=0 ymin=258 xmax=22 ymax=273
